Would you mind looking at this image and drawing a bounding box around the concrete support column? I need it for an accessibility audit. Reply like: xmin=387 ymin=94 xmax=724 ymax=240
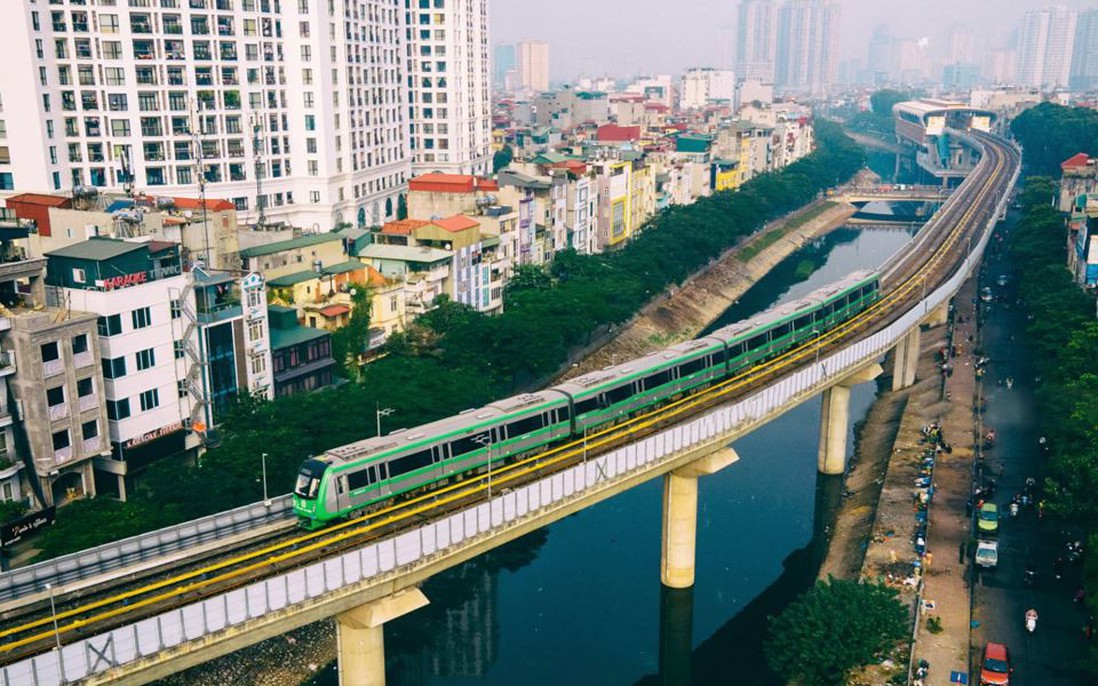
xmin=925 ymin=301 xmax=950 ymax=328
xmin=336 ymin=588 xmax=429 ymax=686
xmin=891 ymin=328 xmax=921 ymax=391
xmin=660 ymin=448 xmax=739 ymax=589
xmin=817 ymin=363 xmax=883 ymax=476
xmin=817 ymin=384 xmax=851 ymax=475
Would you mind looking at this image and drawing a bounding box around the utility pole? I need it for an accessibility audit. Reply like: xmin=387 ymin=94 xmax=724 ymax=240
xmin=251 ymin=113 xmax=266 ymax=230
xmin=191 ymin=100 xmax=212 ymax=269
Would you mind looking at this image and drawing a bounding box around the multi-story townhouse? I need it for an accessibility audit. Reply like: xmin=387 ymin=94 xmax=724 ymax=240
xmin=0 ymin=0 xmax=409 ymax=231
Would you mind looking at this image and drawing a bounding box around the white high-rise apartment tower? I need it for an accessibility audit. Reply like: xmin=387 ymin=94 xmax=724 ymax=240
xmin=405 ymin=0 xmax=492 ymax=176
xmin=1016 ymin=5 xmax=1077 ymax=90
xmin=0 ymin=0 xmax=410 ymax=231
xmin=516 ymin=40 xmax=549 ymax=92
xmin=736 ymin=0 xmax=776 ymax=83
xmin=774 ymin=0 xmax=840 ymax=95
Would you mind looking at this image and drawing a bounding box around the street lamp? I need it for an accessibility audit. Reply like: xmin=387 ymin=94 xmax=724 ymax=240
xmin=376 ymin=402 xmax=395 ymax=437
xmin=810 ymin=329 xmax=823 ymax=365
xmin=261 ymin=452 xmax=270 ymax=506
xmin=44 ymin=582 xmax=64 ymax=679
xmin=471 ymin=432 xmax=493 ymax=499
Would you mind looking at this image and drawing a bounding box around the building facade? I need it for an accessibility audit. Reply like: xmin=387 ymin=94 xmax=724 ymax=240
xmin=516 ymin=40 xmax=549 ymax=92
xmin=736 ymin=0 xmax=776 ymax=83
xmin=0 ymin=0 xmax=409 ymax=231
xmin=405 ymin=0 xmax=492 ymax=176
xmin=1016 ymin=5 xmax=1077 ymax=90
xmin=774 ymin=0 xmax=840 ymax=95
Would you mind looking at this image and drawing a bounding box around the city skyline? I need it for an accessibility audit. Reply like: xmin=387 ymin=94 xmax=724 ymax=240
xmin=493 ymin=0 xmax=1098 ymax=82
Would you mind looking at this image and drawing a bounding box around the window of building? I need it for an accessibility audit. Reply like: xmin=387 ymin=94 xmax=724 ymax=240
xmin=174 ymin=340 xmax=185 ymax=359
xmin=0 ymin=434 xmax=7 ymax=458
xmin=72 ymin=333 xmax=89 ymax=354
xmin=77 ymin=377 xmax=94 ymax=398
xmin=96 ymin=315 xmax=122 ymax=338
xmin=170 ymin=299 xmax=181 ymax=319
xmin=177 ymin=380 xmax=187 ymax=398
xmin=101 ymin=356 xmax=126 ymax=379
xmin=40 ymin=341 xmax=60 ymax=363
xmin=82 ymin=420 xmax=98 ymax=440
xmin=52 ymin=430 xmax=70 ymax=451
xmin=139 ymin=388 xmax=159 ymax=411
xmin=135 ymin=348 xmax=155 ymax=370
xmin=46 ymin=386 xmax=65 ymax=407
xmin=106 ymin=398 xmax=130 ymax=420
xmin=131 ymin=307 xmax=151 ymax=329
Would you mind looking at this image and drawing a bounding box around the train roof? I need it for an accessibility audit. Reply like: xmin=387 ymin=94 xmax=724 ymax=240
xmin=553 ymin=337 xmax=725 ymax=396
xmin=322 ymin=390 xmax=568 ymax=466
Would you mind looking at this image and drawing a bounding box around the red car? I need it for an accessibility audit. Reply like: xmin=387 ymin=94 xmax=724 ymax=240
xmin=980 ymin=642 xmax=1012 ymax=685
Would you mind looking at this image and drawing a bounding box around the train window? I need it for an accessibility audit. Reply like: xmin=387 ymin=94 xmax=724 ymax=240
xmin=727 ymin=342 xmax=746 ymax=359
xmin=772 ymin=322 xmax=793 ymax=339
xmin=747 ymin=333 xmax=768 ymax=351
xmin=556 ymin=405 xmax=571 ymax=421
xmin=450 ymin=432 xmax=491 ymax=458
xmin=678 ymin=357 xmax=707 ymax=376
xmin=507 ymin=413 xmax=544 ymax=437
xmin=388 ymin=450 xmax=434 ymax=478
xmin=574 ymin=397 xmax=600 ymax=415
xmin=644 ymin=369 xmax=672 ymax=390
xmin=712 ymin=347 xmax=729 ymax=363
xmin=794 ymin=315 xmax=812 ymax=330
xmin=605 ymin=383 xmax=635 ymax=405
xmin=347 ymin=467 xmax=377 ymax=491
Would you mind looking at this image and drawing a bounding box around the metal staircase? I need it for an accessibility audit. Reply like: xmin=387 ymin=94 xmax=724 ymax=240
xmin=176 ymin=279 xmax=211 ymax=443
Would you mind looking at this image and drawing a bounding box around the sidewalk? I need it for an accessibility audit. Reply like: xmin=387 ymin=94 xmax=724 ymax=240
xmin=911 ymin=274 xmax=984 ymax=685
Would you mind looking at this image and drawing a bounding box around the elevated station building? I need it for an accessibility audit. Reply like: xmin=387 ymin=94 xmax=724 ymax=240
xmin=892 ymin=99 xmax=996 ymax=183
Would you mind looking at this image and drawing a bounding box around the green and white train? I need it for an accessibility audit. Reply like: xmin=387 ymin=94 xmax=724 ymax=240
xmin=293 ymin=270 xmax=881 ymax=529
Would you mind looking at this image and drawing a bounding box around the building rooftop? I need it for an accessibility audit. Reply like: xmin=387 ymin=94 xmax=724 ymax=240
xmin=270 ymin=323 xmax=330 ymax=350
xmin=408 ymin=174 xmax=499 ymax=194
xmin=433 ymin=215 xmax=480 ymax=232
xmin=360 ymin=244 xmax=452 ymax=263
xmin=337 ymin=226 xmax=371 ymax=241
xmin=381 ymin=219 xmax=431 ymax=235
xmin=193 ymin=268 xmax=236 ymax=286
xmin=239 ymin=232 xmax=343 ymax=258
xmin=267 ymin=270 xmax=320 ymax=287
xmin=5 ymin=193 xmax=71 ymax=209
xmin=317 ymin=304 xmax=351 ymax=318
xmin=1062 ymin=153 xmax=1093 ymax=170
xmin=597 ymin=124 xmax=642 ymax=142
xmin=45 ymin=236 xmax=145 ymax=261
xmin=323 ymin=259 xmax=365 ymax=275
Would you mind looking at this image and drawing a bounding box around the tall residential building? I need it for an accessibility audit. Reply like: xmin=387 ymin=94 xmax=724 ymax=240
xmin=865 ymin=24 xmax=893 ymax=85
xmin=1016 ymin=5 xmax=1077 ymax=90
xmin=516 ymin=40 xmax=550 ymax=92
xmin=679 ymin=69 xmax=736 ymax=109
xmin=1070 ymin=10 xmax=1098 ymax=92
xmin=493 ymin=43 xmax=515 ymax=88
xmin=774 ymin=0 xmax=840 ymax=94
xmin=0 ymin=0 xmax=409 ymax=232
xmin=736 ymin=0 xmax=776 ymax=82
xmin=405 ymin=0 xmax=492 ymax=177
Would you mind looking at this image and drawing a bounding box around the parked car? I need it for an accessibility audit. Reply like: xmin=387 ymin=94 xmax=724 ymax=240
xmin=976 ymin=539 xmax=999 ymax=568
xmin=980 ymin=641 xmax=1012 ymax=685
xmin=978 ymin=503 xmax=999 ymax=535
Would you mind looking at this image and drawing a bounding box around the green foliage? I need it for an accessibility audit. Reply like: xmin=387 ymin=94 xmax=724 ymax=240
xmin=330 ymin=283 xmax=373 ymax=379
xmin=845 ymin=89 xmax=918 ymax=136
xmin=0 ymin=499 xmax=26 ymax=525
xmin=765 ymin=578 xmax=908 ymax=686
xmin=492 ymin=145 xmax=514 ymax=173
xmin=1011 ymin=103 xmax=1098 ymax=176
xmin=871 ymin=89 xmax=911 ymax=118
xmin=926 ymin=615 xmax=943 ymax=633
xmin=32 ymin=124 xmax=865 ymax=561
xmin=36 ymin=499 xmax=170 ymax=559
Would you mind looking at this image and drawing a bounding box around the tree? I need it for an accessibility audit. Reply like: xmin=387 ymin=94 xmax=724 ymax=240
xmin=765 ymin=578 xmax=908 ymax=686
xmin=1011 ymin=103 xmax=1098 ymax=176
xmin=492 ymin=145 xmax=514 ymax=173
xmin=330 ymin=283 xmax=373 ymax=379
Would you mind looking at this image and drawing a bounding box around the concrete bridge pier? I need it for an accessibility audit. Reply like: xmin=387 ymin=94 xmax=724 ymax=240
xmin=661 ymin=448 xmax=740 ymax=588
xmin=924 ymin=301 xmax=951 ymax=327
xmin=336 ymin=588 xmax=429 ymax=686
xmin=818 ymin=364 xmax=884 ymax=475
xmin=891 ymin=327 xmax=921 ymax=391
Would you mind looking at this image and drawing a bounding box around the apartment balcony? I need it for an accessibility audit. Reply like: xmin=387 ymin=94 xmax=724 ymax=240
xmin=0 ymin=350 xmax=16 ymax=378
xmin=0 ymin=253 xmax=50 ymax=282
xmin=83 ymin=436 xmax=102 ymax=454
xmin=48 ymin=403 xmax=70 ymax=422
xmin=73 ymin=350 xmax=94 ymax=368
xmin=43 ymin=359 xmax=64 ymax=378
xmin=78 ymin=393 xmax=98 ymax=412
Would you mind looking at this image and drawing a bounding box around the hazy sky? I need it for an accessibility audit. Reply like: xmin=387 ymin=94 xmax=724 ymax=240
xmin=493 ymin=0 xmax=1098 ymax=81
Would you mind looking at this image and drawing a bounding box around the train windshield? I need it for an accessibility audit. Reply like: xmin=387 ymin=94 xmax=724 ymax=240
xmin=294 ymin=459 xmax=328 ymax=500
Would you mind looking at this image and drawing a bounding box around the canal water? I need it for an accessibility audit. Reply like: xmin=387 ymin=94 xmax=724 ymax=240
xmin=312 ymin=226 xmax=917 ymax=686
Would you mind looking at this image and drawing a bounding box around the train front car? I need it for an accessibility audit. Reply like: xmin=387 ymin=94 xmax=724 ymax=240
xmin=292 ymin=457 xmax=333 ymax=529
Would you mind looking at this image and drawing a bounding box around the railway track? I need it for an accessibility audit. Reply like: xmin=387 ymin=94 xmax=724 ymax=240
xmin=0 ymin=132 xmax=1020 ymax=667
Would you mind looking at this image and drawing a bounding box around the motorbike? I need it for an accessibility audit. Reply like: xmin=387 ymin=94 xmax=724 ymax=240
xmin=1068 ymin=540 xmax=1084 ymax=564
xmin=1024 ymin=566 xmax=1038 ymax=588
xmin=914 ymin=659 xmax=930 ymax=680
xmin=1026 ymin=608 xmax=1038 ymax=633
xmin=1010 ymin=502 xmax=1020 ymax=518
xmin=1006 ymin=376 xmax=1015 ymax=390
